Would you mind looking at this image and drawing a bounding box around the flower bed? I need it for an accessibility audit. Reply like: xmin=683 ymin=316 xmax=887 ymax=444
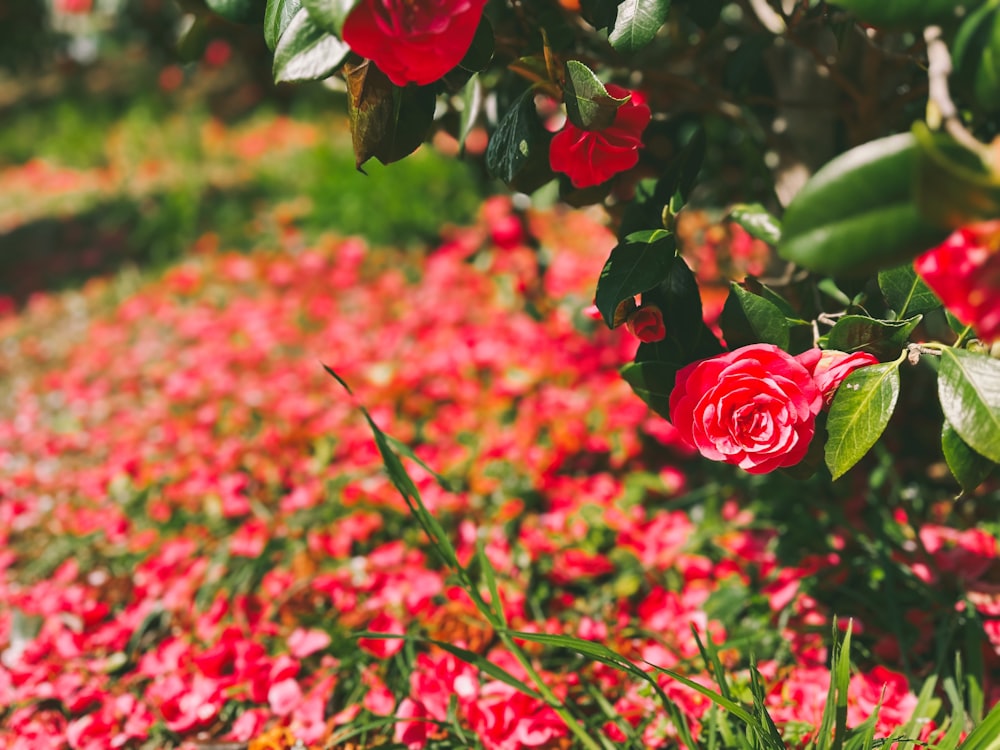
xmin=0 ymin=200 xmax=997 ymax=748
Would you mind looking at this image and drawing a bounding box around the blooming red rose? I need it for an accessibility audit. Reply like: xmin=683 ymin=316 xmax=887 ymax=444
xmin=549 ymin=85 xmax=650 ymax=189
xmin=795 ymin=349 xmax=879 ymax=408
xmin=915 ymin=221 xmax=1000 ymax=343
xmin=626 ymin=304 xmax=666 ymax=343
xmin=668 ymin=344 xmax=823 ymax=474
xmin=341 ymin=0 xmax=488 ymax=87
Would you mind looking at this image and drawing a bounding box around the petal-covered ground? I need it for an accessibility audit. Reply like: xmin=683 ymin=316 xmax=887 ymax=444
xmin=1 ymin=192 xmax=999 ymax=748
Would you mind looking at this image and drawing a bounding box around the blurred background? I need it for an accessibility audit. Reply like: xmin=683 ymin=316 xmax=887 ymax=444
xmin=0 ymin=0 xmax=494 ymax=309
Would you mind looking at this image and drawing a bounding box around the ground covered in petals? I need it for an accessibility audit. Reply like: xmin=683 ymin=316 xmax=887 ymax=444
xmin=2 ymin=186 xmax=1000 ymax=747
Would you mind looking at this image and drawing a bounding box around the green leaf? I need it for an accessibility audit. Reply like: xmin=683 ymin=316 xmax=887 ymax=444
xmin=563 ymin=60 xmax=628 ymax=131
xmin=719 ymin=281 xmax=790 ymax=350
xmin=959 ymin=700 xmax=1000 ymax=750
xmin=595 ymin=232 xmax=676 ymax=328
xmin=953 ymin=1 xmax=1000 ymax=112
xmin=206 ymin=0 xmax=265 ymax=23
xmin=938 ymin=348 xmax=1000 ymax=464
xmin=825 ymin=360 xmax=902 ymax=480
xmin=343 ymin=60 xmax=436 ymax=169
xmin=832 ymin=0 xmax=977 ymax=28
xmin=579 ymin=0 xmax=620 ymax=30
xmin=264 ymin=0 xmax=301 ymax=50
xmin=728 ymin=203 xmax=782 ymax=245
xmin=485 ymin=88 xmax=552 ymax=189
xmin=825 ymin=314 xmax=922 ymax=360
xmin=635 ymin=255 xmax=724 ymax=366
xmin=272 ymin=7 xmax=350 ymax=83
xmin=943 ymin=420 xmax=996 ymax=493
xmin=877 ymin=264 xmax=941 ymax=318
xmin=457 ymin=15 xmax=494 ymax=73
xmin=777 ymin=133 xmax=948 ymax=277
xmin=300 ymin=0 xmax=360 ymax=34
xmin=620 ymin=360 xmax=679 ymax=419
xmin=608 ymin=0 xmax=671 ymax=54
xmin=459 ymin=75 xmax=483 ymax=151
xmin=913 ymin=123 xmax=1000 ymax=230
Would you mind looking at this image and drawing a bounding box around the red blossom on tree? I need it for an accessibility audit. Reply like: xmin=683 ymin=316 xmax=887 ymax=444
xmin=549 ymin=85 xmax=650 ymax=188
xmin=342 ymin=0 xmax=488 ymax=86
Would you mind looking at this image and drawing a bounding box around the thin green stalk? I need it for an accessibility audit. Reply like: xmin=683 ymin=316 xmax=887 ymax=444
xmin=497 ymin=630 xmax=605 ymax=750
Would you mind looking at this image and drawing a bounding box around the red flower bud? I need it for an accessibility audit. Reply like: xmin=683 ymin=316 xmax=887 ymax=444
xmin=626 ymin=304 xmax=666 ymax=343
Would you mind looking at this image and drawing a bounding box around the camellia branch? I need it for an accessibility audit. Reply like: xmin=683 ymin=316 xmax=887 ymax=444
xmin=924 ymin=24 xmax=987 ymax=156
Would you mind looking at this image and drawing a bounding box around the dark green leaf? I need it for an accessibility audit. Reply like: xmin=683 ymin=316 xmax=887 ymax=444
xmin=777 ymin=133 xmax=948 ymax=277
xmin=938 ymin=348 xmax=1000 ymax=464
xmin=206 ymin=0 xmax=265 ymax=23
xmin=635 ymin=255 xmax=724 ymax=366
xmin=595 ymin=232 xmax=676 ymax=328
xmin=458 ymin=15 xmax=494 ymax=73
xmin=300 ymin=0 xmax=360 ymax=34
xmin=485 ymin=89 xmax=552 ymax=188
xmin=913 ymin=123 xmax=1000 ymax=229
xmin=728 ymin=203 xmax=782 ymax=245
xmin=608 ymin=0 xmax=671 ymax=54
xmin=943 ymin=420 xmax=996 ymax=493
xmin=742 ymin=276 xmax=799 ymax=319
xmin=563 ymin=60 xmax=628 ymax=131
xmin=620 ymin=360 xmax=679 ymax=419
xmin=264 ymin=0 xmax=301 ymax=50
xmin=953 ymin=2 xmax=1000 ymax=112
xmin=832 ymin=0 xmax=977 ymax=28
xmin=825 ymin=361 xmax=902 ymax=480
xmin=877 ymin=263 xmax=941 ymax=318
xmin=959 ymin=700 xmax=1000 ymax=750
xmin=344 ymin=60 xmax=436 ymax=169
xmin=719 ymin=281 xmax=790 ymax=350
xmin=825 ymin=314 xmax=922 ymax=360
xmin=272 ymin=7 xmax=350 ymax=83
xmin=579 ymin=0 xmax=620 ymax=30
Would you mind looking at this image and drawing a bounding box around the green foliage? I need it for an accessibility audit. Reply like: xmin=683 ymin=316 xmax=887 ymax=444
xmin=594 ymin=229 xmax=676 ymax=327
xmin=728 ymin=203 xmax=782 ymax=245
xmin=777 ymin=134 xmax=947 ymax=277
xmin=831 ymin=0 xmax=982 ymax=28
xmin=272 ymin=7 xmax=350 ymax=83
xmin=607 ymin=0 xmax=670 ymax=54
xmin=825 ymin=358 xmax=903 ymax=480
xmin=937 ymin=348 xmax=1000 ymax=464
xmin=719 ymin=281 xmax=790 ymax=351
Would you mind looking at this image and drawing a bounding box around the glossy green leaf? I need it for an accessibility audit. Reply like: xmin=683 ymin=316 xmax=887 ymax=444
xmin=579 ymin=0 xmax=620 ymax=30
xmin=563 ymin=60 xmax=628 ymax=131
xmin=942 ymin=420 xmax=995 ymax=493
xmin=620 ymin=360 xmax=678 ymax=419
xmin=300 ymin=0 xmax=360 ymax=34
xmin=825 ymin=361 xmax=902 ymax=480
xmin=832 ymin=0 xmax=976 ymax=28
xmin=595 ymin=232 xmax=676 ymax=328
xmin=719 ymin=281 xmax=790 ymax=350
xmin=959 ymin=701 xmax=1000 ymax=750
xmin=264 ymin=0 xmax=301 ymax=50
xmin=825 ymin=314 xmax=921 ymax=360
xmin=272 ymin=7 xmax=350 ymax=83
xmin=206 ymin=0 xmax=265 ymax=23
xmin=777 ymin=133 xmax=948 ymax=277
xmin=485 ymin=89 xmax=552 ymax=189
xmin=728 ymin=203 xmax=782 ymax=245
xmin=913 ymin=123 xmax=1000 ymax=229
xmin=608 ymin=0 xmax=671 ymax=54
xmin=938 ymin=348 xmax=1000 ymax=464
xmin=877 ymin=264 xmax=941 ymax=318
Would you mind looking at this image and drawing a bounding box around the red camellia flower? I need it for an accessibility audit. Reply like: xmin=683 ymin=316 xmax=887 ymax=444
xmin=626 ymin=303 xmax=666 ymax=343
xmin=915 ymin=221 xmax=1000 ymax=343
xmin=341 ymin=0 xmax=488 ymax=86
xmin=795 ymin=349 xmax=879 ymax=408
xmin=668 ymin=344 xmax=823 ymax=474
xmin=549 ymin=85 xmax=650 ymax=188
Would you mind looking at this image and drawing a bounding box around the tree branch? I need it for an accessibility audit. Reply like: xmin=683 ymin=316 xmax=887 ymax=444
xmin=924 ymin=24 xmax=986 ymax=156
